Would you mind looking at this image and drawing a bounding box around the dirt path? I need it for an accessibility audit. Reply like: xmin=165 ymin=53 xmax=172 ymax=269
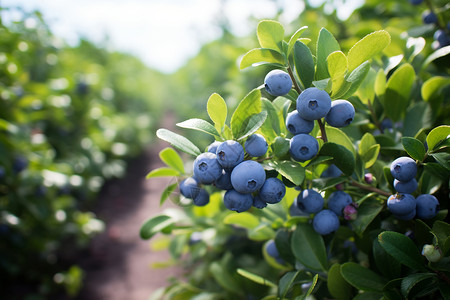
xmin=75 ymin=142 xmax=183 ymax=300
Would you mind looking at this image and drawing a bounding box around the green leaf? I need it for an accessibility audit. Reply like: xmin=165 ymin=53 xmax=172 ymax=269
xmin=421 ymin=77 xmax=450 ymax=102
xmin=156 ymin=128 xmax=201 ymax=157
xmin=378 ymin=231 xmax=427 ymax=271
xmin=316 ymin=28 xmax=341 ymax=80
xmin=422 ymin=45 xmax=450 ymax=70
xmin=426 ymin=125 xmax=450 ymax=151
xmin=260 ymin=99 xmax=281 ymax=142
xmin=279 ymin=271 xmax=310 ymax=298
xmin=383 ymin=63 xmax=415 ymax=122
xmin=160 ymin=183 xmax=178 ymax=206
xmin=248 ymin=224 xmax=276 ymax=241
xmin=341 ymin=60 xmax=371 ymax=99
xmin=325 ymin=126 xmax=356 ymax=155
xmin=176 ymin=118 xmax=220 ymax=138
xmin=291 ymin=223 xmax=328 ymax=272
xmin=353 ymin=292 xmax=383 ymax=300
xmin=231 ymin=89 xmax=262 ymax=137
xmin=359 ymin=133 xmax=377 ymax=157
xmin=373 ymin=239 xmax=401 ymax=280
xmin=257 ymin=20 xmax=285 ymax=53
xmin=294 ymin=41 xmax=315 ymax=89
xmin=140 ymin=215 xmax=174 ymax=239
xmin=327 ymin=263 xmax=352 ymax=300
xmin=406 ymin=36 xmax=426 ymax=62
xmin=430 ymin=153 xmax=450 ymax=170
xmin=351 ymin=197 xmax=383 ymax=236
xmin=347 ymin=30 xmax=391 ymax=73
xmin=287 ymin=26 xmax=308 ymax=56
xmin=159 ymin=147 xmax=185 ymax=174
xmin=304 ymin=274 xmax=319 ymax=298
xmin=327 ymin=51 xmax=348 ymax=78
xmin=237 ymin=111 xmax=268 ymax=141
xmin=240 ymin=48 xmax=285 ymax=69
xmin=319 ymin=143 xmax=355 ymax=176
xmin=210 ymin=262 xmax=241 ymax=294
xmin=403 ymin=101 xmax=433 ymax=137
xmin=361 ymin=145 xmax=380 ymax=169
xmin=340 ymin=262 xmax=387 ymax=292
xmin=356 ymin=68 xmax=377 ymax=104
xmin=432 ymin=221 xmax=450 ymax=252
xmin=374 ymin=69 xmax=386 ymax=97
xmin=268 ymin=160 xmax=305 ymax=186
xmin=146 ymin=167 xmax=180 ymax=179
xmin=237 ymin=268 xmax=277 ymax=287
xmin=271 ymin=137 xmax=290 ymax=158
xmin=401 ymin=137 xmax=426 ymax=161
xmin=401 ymin=273 xmax=438 ymax=298
xmin=207 ymin=93 xmax=227 ymax=132
xmin=224 ymin=212 xmax=259 ymax=229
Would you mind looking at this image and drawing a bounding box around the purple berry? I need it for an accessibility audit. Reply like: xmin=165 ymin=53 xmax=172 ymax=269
xmin=327 ymin=191 xmax=352 ymax=216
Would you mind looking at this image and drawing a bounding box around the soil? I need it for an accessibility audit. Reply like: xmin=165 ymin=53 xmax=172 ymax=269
xmin=75 ymin=143 xmax=184 ymax=300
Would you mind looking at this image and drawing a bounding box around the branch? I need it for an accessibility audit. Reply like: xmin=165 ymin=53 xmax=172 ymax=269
xmin=350 ymin=179 xmax=391 ymax=197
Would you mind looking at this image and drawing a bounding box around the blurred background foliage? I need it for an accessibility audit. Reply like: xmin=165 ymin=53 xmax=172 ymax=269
xmin=0 ymin=0 xmax=449 ymax=298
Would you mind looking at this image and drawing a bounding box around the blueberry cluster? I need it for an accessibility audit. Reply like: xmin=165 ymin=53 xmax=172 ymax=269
xmin=180 ymin=134 xmax=286 ymax=212
xmin=410 ymin=0 xmax=450 ymax=49
xmin=387 ymin=156 xmax=440 ymax=220
xmin=290 ymin=185 xmax=357 ymax=235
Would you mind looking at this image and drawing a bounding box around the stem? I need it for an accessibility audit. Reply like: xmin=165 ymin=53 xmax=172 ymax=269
xmin=317 ymin=119 xmax=328 ymax=143
xmin=350 ymin=179 xmax=391 ymax=197
xmin=287 ymin=66 xmax=302 ymax=94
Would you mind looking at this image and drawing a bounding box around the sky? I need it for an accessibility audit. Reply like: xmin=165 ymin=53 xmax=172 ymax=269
xmin=2 ymin=0 xmax=362 ymax=73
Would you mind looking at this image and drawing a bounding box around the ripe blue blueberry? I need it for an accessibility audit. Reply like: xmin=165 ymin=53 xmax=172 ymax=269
xmin=285 ymin=110 xmax=314 ymax=135
xmin=327 ymin=191 xmax=352 ymax=216
xmin=265 ymin=239 xmax=285 ymax=264
xmin=434 ymin=29 xmax=450 ymax=48
xmin=289 ymin=134 xmax=319 ymax=162
xmin=325 ymin=100 xmax=355 ymax=128
xmin=193 ymin=189 xmax=210 ymax=206
xmin=416 ymin=194 xmax=439 ymax=219
xmin=207 ymin=141 xmax=222 ymax=153
xmin=245 ymin=134 xmax=268 ymax=157
xmin=296 ymin=189 xmax=324 ymax=214
xmin=289 ymin=200 xmax=309 ymax=216
xmin=223 ymin=189 xmax=253 ymax=212
xmin=231 ymin=160 xmax=266 ymax=194
xmin=387 ymin=194 xmax=416 ymax=215
xmin=13 ymin=156 xmax=28 ymax=173
xmin=215 ymin=169 xmax=233 ymax=190
xmin=409 ymin=0 xmax=423 ymax=4
xmin=313 ymin=209 xmax=340 ymax=235
xmin=381 ymin=118 xmax=393 ymax=131
xmin=422 ymin=11 xmax=438 ymax=24
xmin=296 ymin=87 xmax=331 ymax=121
xmin=390 ymin=156 xmax=417 ymax=182
xmin=393 ymin=208 xmax=416 ymax=221
xmin=193 ymin=152 xmax=223 ymax=184
xmin=179 ymin=177 xmax=200 ymax=199
xmin=393 ymin=178 xmax=418 ymax=194
xmin=216 ymin=140 xmax=245 ymax=169
xmin=253 ymin=195 xmax=267 ymax=209
xmin=259 ymin=177 xmax=286 ymax=204
xmin=264 ymin=70 xmax=292 ymax=96
xmin=0 ymin=166 xmax=5 ymax=179
xmin=321 ymin=164 xmax=342 ymax=178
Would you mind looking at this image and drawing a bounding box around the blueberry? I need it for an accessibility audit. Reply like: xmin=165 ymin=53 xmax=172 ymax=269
xmin=297 ymin=189 xmax=324 ymax=214
xmin=285 ymin=111 xmax=314 ymax=135
xmin=313 ymin=209 xmax=340 ymax=235
xmin=416 ymin=194 xmax=439 ymax=219
xmin=390 ymin=156 xmax=417 ymax=182
xmin=253 ymin=195 xmax=267 ymax=209
xmin=289 ymin=200 xmax=309 ymax=217
xmin=245 ymin=134 xmax=268 ymax=157
xmin=207 ymin=141 xmax=222 ymax=153
xmin=216 ymin=140 xmax=245 ymax=169
xmin=327 ymin=191 xmax=352 ymax=216
xmin=265 ymin=239 xmax=285 ymax=264
xmin=193 ymin=153 xmax=223 ymax=184
xmin=387 ymin=194 xmax=416 ymax=215
xmin=193 ymin=189 xmax=210 ymax=206
xmin=381 ymin=118 xmax=393 ymax=131
xmin=325 ymin=100 xmax=355 ymax=127
xmin=259 ymin=177 xmax=286 ymax=204
xmin=180 ymin=177 xmax=201 ymax=198
xmin=393 ymin=178 xmax=418 ymax=194
xmin=434 ymin=29 xmax=450 ymax=48
xmin=393 ymin=208 xmax=416 ymax=221
xmin=422 ymin=11 xmax=438 ymax=24
xmin=0 ymin=166 xmax=5 ymax=179
xmin=289 ymin=134 xmax=319 ymax=162
xmin=296 ymin=87 xmax=331 ymax=121
xmin=223 ymin=189 xmax=253 ymax=212
xmin=189 ymin=231 xmax=202 ymax=244
xmin=231 ymin=160 xmax=266 ymax=194
xmin=409 ymin=0 xmax=423 ymax=4
xmin=215 ymin=169 xmax=233 ymax=190
xmin=12 ymin=156 xmax=28 ymax=173
xmin=321 ymin=164 xmax=342 ymax=178
xmin=264 ymin=70 xmax=292 ymax=96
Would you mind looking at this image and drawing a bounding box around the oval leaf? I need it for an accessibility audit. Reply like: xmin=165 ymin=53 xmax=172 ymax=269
xmin=240 ymin=48 xmax=285 ymax=69
xmin=237 ymin=268 xmax=277 ymax=287
xmin=319 ymin=142 xmax=355 ymax=176
xmin=347 ymin=30 xmax=391 ymax=72
xmin=316 ymin=28 xmax=341 ymax=80
xmin=156 ymin=129 xmax=201 ymax=157
xmin=328 ymin=263 xmax=352 ymax=300
xmin=231 ymin=89 xmax=262 ymax=138
xmin=421 ymin=76 xmax=450 ymax=102
xmin=327 ymin=51 xmax=348 ymax=78
xmin=291 ymin=223 xmax=328 ymax=272
xmin=207 ymin=93 xmax=228 ymax=132
xmin=146 ymin=167 xmax=180 ymax=179
xmin=268 ymin=160 xmax=305 ymax=186
xmin=288 ymin=26 xmax=308 ymax=56
xmin=237 ymin=111 xmax=268 ymax=141
xmin=340 ymin=262 xmax=387 ymax=292
xmin=159 ymin=147 xmax=185 ymax=173
xmin=224 ymin=212 xmax=259 ymax=229
xmin=426 ymin=125 xmax=450 ymax=152
xmin=257 ymin=20 xmax=285 ymax=52
xmin=140 ymin=215 xmax=174 ymax=240
xmin=401 ymin=137 xmax=426 ymax=161
xmin=294 ymin=41 xmax=315 ymax=89
xmin=176 ymin=118 xmax=220 ymax=138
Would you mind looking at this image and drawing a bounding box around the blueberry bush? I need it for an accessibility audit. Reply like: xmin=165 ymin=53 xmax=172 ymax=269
xmin=142 ymin=13 xmax=450 ymax=300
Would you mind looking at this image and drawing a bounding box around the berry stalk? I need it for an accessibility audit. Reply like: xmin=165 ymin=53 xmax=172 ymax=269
xmin=349 ymin=179 xmax=391 ymax=197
